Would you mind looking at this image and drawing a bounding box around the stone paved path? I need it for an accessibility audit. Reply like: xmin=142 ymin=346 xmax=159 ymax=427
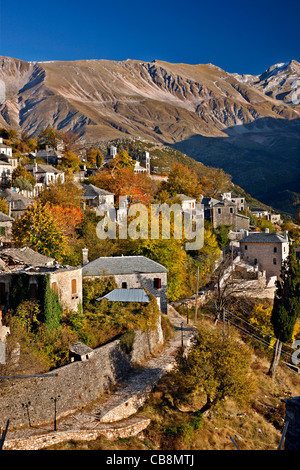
xmin=3 ymin=305 xmax=196 ymax=450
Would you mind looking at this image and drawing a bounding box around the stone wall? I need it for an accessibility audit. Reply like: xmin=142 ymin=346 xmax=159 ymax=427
xmin=0 ymin=324 xmax=163 ymax=429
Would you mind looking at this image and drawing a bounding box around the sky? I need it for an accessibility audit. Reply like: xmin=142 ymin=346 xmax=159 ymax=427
xmin=0 ymin=0 xmax=299 ymax=75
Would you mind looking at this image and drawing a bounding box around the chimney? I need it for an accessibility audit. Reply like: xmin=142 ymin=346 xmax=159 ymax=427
xmin=265 ymin=228 xmax=269 ymax=233
xmin=284 ymin=230 xmax=289 ymax=240
xmin=82 ymin=248 xmax=89 ymax=265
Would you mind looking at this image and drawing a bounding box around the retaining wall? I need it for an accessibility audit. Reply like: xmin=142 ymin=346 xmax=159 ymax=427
xmin=0 ymin=322 xmax=163 ymax=429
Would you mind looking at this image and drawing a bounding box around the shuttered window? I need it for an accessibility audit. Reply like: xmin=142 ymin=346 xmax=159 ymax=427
xmin=71 ymin=279 xmax=77 ymax=294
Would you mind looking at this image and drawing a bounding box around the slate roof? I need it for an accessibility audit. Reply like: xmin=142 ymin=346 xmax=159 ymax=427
xmin=69 ymin=342 xmax=93 ymax=357
xmin=0 ymin=188 xmax=32 ymax=211
xmin=0 ymin=247 xmax=55 ymax=267
xmin=25 ymin=164 xmax=63 ymax=174
xmin=82 ymin=184 xmax=114 ymax=199
xmin=83 ymin=255 xmax=168 ymax=276
xmin=241 ymin=233 xmax=288 ymax=243
xmin=97 ymin=288 xmax=150 ymax=303
xmin=0 ymin=211 xmax=14 ymax=223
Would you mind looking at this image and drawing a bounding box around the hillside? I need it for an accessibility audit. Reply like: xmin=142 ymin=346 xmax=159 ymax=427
xmin=0 ymin=56 xmax=299 ymax=215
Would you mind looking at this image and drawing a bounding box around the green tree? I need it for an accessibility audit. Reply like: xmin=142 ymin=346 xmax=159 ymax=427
xmin=13 ymin=201 xmax=67 ymax=262
xmin=38 ymin=126 xmax=62 ymax=150
xmin=169 ymin=325 xmax=256 ymax=412
xmin=268 ymin=245 xmax=300 ymax=379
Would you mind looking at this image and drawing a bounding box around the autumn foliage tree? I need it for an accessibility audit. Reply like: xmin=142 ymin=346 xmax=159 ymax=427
xmin=13 ymin=202 xmax=67 ymax=262
xmin=169 ymin=325 xmax=256 ymax=413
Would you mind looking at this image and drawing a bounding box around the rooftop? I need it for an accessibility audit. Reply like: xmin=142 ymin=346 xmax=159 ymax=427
xmin=241 ymin=232 xmax=289 ymax=243
xmin=97 ymin=288 xmax=150 ymax=303
xmin=25 ymin=164 xmax=63 ymax=174
xmin=83 ymin=255 xmax=168 ymax=276
xmin=82 ymin=184 xmax=114 ymax=199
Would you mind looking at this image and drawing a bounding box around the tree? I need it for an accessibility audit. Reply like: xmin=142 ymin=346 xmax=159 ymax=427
xmin=12 ymin=166 xmax=35 ymax=188
xmin=36 ymin=179 xmax=83 ymax=209
xmin=169 ymin=325 xmax=256 ymax=413
xmin=161 ymin=163 xmax=202 ymax=200
xmin=59 ymin=151 xmax=82 ymax=172
xmin=38 ymin=126 xmax=62 ymax=150
xmin=13 ymin=202 xmax=67 ymax=262
xmin=268 ymin=246 xmax=300 ymax=379
xmin=13 ymin=176 xmax=33 ymax=192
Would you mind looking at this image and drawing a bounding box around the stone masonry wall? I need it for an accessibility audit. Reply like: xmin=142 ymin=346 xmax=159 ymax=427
xmin=0 ymin=324 xmax=163 ymax=429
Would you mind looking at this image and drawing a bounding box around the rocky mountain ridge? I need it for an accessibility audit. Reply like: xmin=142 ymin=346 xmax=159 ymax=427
xmin=0 ymin=56 xmax=299 ymax=214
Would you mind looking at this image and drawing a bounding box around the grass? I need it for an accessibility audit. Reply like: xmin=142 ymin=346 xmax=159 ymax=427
xmin=46 ymin=318 xmax=300 ymax=451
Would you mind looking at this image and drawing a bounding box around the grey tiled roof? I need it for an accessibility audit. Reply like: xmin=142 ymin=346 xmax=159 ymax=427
xmin=25 ymin=164 xmax=63 ymax=174
xmin=83 ymin=255 xmax=168 ymax=276
xmin=241 ymin=233 xmax=288 ymax=243
xmin=0 ymin=247 xmax=55 ymax=266
xmin=82 ymin=184 xmax=114 ymax=198
xmin=97 ymin=288 xmax=150 ymax=303
xmin=0 ymin=211 xmax=14 ymax=222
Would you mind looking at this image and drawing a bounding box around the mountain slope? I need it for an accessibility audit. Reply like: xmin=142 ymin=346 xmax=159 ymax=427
xmin=0 ymin=56 xmax=299 ymax=214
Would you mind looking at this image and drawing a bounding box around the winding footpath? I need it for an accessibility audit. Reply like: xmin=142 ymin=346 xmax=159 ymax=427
xmin=3 ymin=305 xmax=196 ymax=450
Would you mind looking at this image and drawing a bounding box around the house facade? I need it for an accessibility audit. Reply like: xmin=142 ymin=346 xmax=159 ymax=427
xmin=239 ymin=229 xmax=289 ymax=278
xmin=0 ymin=212 xmax=14 ymax=246
xmin=24 ymin=163 xmax=65 ymax=194
xmin=0 ymin=248 xmax=82 ymax=314
xmin=82 ymin=254 xmax=168 ymax=313
xmin=202 ymin=197 xmax=250 ymax=231
xmin=82 ymin=184 xmax=114 ymax=209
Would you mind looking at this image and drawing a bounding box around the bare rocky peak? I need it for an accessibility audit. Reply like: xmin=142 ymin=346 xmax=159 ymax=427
xmin=0 ymin=56 xmax=299 ymax=141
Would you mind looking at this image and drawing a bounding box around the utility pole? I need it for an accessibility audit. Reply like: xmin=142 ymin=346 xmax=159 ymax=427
xmin=194 ymin=266 xmax=199 ymax=322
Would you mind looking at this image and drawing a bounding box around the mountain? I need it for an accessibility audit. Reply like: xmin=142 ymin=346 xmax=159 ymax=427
xmin=0 ymin=56 xmax=299 ymax=215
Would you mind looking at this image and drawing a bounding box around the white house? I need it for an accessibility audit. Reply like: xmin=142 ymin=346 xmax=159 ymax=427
xmin=24 ymin=163 xmax=65 ymax=195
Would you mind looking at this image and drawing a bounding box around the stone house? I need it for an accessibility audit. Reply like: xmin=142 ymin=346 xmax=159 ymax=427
xmin=0 ymin=247 xmax=82 ymax=314
xmin=0 ymin=188 xmax=32 ymax=220
xmin=0 ymin=211 xmax=14 ymax=246
xmin=0 ymin=159 xmax=13 ymax=187
xmin=250 ymin=207 xmax=269 ymax=218
xmin=202 ymin=197 xmax=249 ymax=231
xmin=221 ymin=192 xmax=246 ymax=212
xmin=24 ymin=163 xmax=65 ymax=195
xmin=239 ymin=229 xmax=289 ymax=278
xmin=82 ymin=254 xmax=168 ymax=313
xmin=82 ymin=184 xmax=114 ymax=209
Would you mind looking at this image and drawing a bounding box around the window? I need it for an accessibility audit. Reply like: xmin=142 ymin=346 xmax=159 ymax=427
xmin=153 ymin=278 xmax=161 ymax=289
xmin=244 ymin=245 xmax=248 ymax=250
xmin=122 ymin=282 xmax=127 ymax=289
xmin=241 ymin=206 xmax=244 ymax=211
xmin=30 ymin=284 xmax=37 ymax=299
xmin=274 ymin=247 xmax=277 ymax=253
xmin=0 ymin=227 xmax=5 ymax=235
xmin=218 ymin=208 xmax=221 ymax=214
xmin=230 ymin=208 xmax=233 ymax=213
xmin=273 ymin=258 xmax=277 ymax=265
xmin=52 ymin=282 xmax=58 ymax=293
xmin=0 ymin=282 xmax=6 ymax=303
xmin=241 ymin=199 xmax=244 ymax=203
xmin=254 ymin=258 xmax=258 ymax=265
xmin=71 ymin=279 xmax=77 ymax=295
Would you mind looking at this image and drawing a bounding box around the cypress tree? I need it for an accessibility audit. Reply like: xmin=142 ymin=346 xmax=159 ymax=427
xmin=268 ymin=245 xmax=300 ymax=379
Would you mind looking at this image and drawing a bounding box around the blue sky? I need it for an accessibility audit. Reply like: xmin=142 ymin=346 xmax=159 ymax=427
xmin=0 ymin=0 xmax=299 ymax=75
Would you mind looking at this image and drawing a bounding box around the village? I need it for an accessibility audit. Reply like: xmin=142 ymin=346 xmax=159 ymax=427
xmin=0 ymin=128 xmax=299 ymax=450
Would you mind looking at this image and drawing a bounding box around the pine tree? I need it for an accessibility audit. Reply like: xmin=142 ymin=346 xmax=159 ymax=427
xmin=268 ymin=245 xmax=300 ymax=379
